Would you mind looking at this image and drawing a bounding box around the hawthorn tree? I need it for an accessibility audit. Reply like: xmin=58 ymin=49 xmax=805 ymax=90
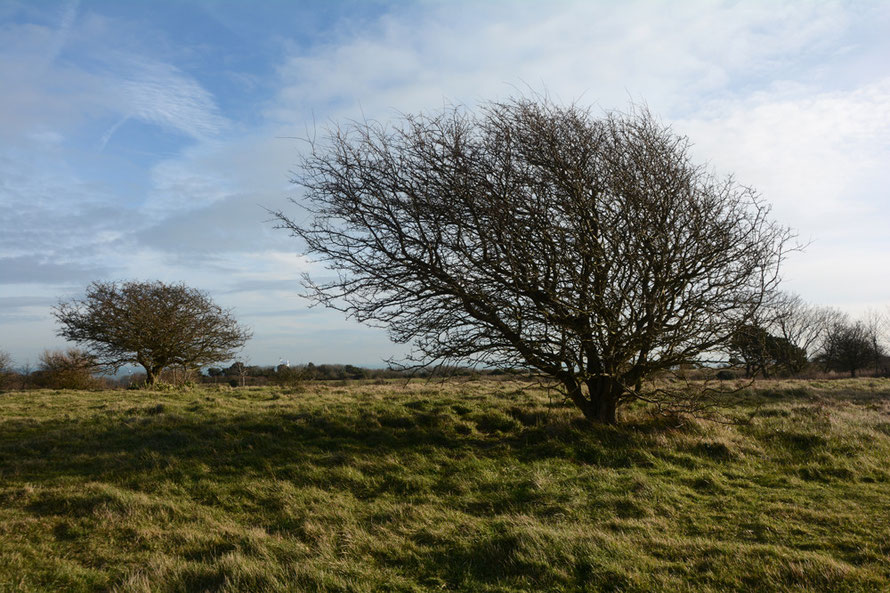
xmin=728 ymin=324 xmax=807 ymax=378
xmin=274 ymin=97 xmax=793 ymax=423
xmin=54 ymin=280 xmax=251 ymax=385
xmin=818 ymin=319 xmax=884 ymax=377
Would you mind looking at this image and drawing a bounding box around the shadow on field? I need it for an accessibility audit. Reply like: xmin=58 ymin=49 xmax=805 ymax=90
xmin=8 ymin=380 xmax=884 ymax=503
xmin=5 ymin=386 xmax=890 ymax=593
xmin=2 ymin=397 xmax=674 ymax=495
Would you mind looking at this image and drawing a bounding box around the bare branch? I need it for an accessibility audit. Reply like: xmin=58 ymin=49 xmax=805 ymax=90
xmin=273 ymin=97 xmax=795 ymax=424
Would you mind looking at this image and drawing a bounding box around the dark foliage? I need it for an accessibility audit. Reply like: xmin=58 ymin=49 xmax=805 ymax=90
xmin=818 ymin=320 xmax=884 ymax=377
xmin=729 ymin=324 xmax=808 ymax=378
xmin=54 ymin=280 xmax=251 ymax=385
xmin=31 ymin=348 xmax=102 ymax=390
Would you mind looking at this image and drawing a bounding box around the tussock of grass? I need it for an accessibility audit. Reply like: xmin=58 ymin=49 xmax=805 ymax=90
xmin=1 ymin=379 xmax=889 ymax=591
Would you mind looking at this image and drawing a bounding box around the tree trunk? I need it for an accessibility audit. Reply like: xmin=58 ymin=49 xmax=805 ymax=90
xmin=561 ymin=376 xmax=621 ymax=424
xmin=586 ymin=377 xmax=621 ymax=424
xmin=144 ymin=366 xmax=158 ymax=385
xmin=588 ymin=394 xmax=618 ymax=424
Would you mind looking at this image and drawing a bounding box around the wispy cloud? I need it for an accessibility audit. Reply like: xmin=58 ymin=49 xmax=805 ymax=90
xmin=0 ymin=14 xmax=228 ymax=146
xmin=1 ymin=0 xmax=889 ymax=365
xmin=267 ymin=0 xmax=850 ymax=124
xmin=43 ymin=0 xmax=79 ymax=67
xmin=679 ymin=78 xmax=890 ymax=229
xmin=109 ymin=56 xmax=229 ymax=142
xmin=0 ymin=255 xmax=107 ymax=285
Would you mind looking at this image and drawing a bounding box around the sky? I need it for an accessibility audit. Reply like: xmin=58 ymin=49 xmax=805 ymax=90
xmin=1 ymin=0 xmax=889 ymax=369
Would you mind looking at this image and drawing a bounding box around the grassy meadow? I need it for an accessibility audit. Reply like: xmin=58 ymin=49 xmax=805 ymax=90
xmin=1 ymin=378 xmax=889 ymax=592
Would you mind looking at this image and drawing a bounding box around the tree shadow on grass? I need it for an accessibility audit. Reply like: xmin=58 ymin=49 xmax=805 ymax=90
xmin=1 ymin=402 xmax=675 ymax=495
xmin=736 ymin=380 xmax=890 ymax=406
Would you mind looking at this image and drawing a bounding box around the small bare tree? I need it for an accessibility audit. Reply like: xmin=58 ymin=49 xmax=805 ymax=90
xmin=770 ymin=293 xmax=844 ymax=362
xmin=863 ymin=309 xmax=888 ymax=376
xmin=34 ymin=348 xmax=101 ymax=390
xmin=233 ymin=357 xmax=251 ymax=387
xmin=19 ymin=361 xmax=33 ymax=391
xmin=54 ymin=280 xmax=252 ymax=385
xmin=274 ymin=97 xmax=794 ymax=423
xmin=818 ymin=317 xmax=882 ymax=378
xmin=0 ymin=350 xmax=13 ymax=391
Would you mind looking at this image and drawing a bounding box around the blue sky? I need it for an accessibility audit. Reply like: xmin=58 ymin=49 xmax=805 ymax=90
xmin=2 ymin=0 xmax=890 ymax=368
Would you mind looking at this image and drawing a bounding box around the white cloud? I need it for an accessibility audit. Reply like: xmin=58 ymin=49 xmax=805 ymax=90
xmin=3 ymin=0 xmax=890 ymax=365
xmin=266 ymin=0 xmax=851 ymax=126
xmin=108 ymin=56 xmax=229 ymax=142
xmin=675 ymin=78 xmax=890 ymax=305
xmin=257 ymin=0 xmax=890 ymax=318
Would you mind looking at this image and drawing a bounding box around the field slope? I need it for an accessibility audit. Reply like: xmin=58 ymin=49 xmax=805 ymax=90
xmin=1 ymin=379 xmax=889 ymax=592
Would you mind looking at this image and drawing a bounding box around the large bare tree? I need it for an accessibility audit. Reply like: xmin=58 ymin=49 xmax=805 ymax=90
xmin=274 ymin=97 xmax=793 ymax=423
xmin=55 ymin=280 xmax=251 ymax=385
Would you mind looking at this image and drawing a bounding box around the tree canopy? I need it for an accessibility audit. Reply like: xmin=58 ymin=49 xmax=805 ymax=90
xmin=728 ymin=324 xmax=807 ymax=378
xmin=33 ymin=348 xmax=101 ymax=390
xmin=274 ymin=97 xmax=793 ymax=423
xmin=818 ymin=319 xmax=884 ymax=378
xmin=54 ymin=280 xmax=251 ymax=385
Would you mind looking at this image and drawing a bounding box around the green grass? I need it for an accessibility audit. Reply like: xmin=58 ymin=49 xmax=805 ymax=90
xmin=1 ymin=379 xmax=889 ymax=592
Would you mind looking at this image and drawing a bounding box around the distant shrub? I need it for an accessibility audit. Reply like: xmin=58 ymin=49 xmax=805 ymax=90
xmin=158 ymin=365 xmax=199 ymax=387
xmin=33 ymin=348 xmax=102 ymax=390
xmin=270 ymin=365 xmax=308 ymax=389
xmin=0 ymin=350 xmax=13 ymax=391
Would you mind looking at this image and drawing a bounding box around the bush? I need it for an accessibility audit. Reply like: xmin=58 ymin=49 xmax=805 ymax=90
xmin=0 ymin=350 xmax=12 ymax=391
xmin=270 ymin=365 xmax=307 ymax=389
xmin=158 ymin=365 xmax=199 ymax=387
xmin=32 ymin=349 xmax=102 ymax=390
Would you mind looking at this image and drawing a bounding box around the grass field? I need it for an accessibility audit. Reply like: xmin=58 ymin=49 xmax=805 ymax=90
xmin=1 ymin=378 xmax=889 ymax=592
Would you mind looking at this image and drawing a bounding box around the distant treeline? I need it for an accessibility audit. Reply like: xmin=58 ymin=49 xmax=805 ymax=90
xmin=3 ymin=334 xmax=890 ymax=392
xmin=0 ymin=352 xmax=527 ymax=391
xmin=203 ymin=362 xmax=524 ymax=387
